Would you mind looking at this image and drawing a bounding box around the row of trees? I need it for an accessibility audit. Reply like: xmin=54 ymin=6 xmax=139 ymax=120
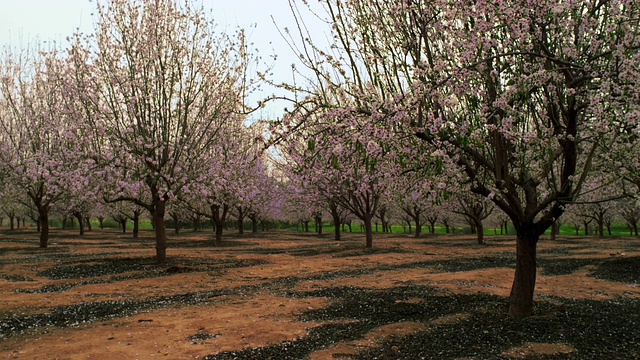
xmin=3 ymin=176 xmax=637 ymax=240
xmin=0 ymin=0 xmax=283 ymax=263
xmin=2 ymin=0 xmax=639 ymax=318
xmin=272 ymin=0 xmax=640 ymax=318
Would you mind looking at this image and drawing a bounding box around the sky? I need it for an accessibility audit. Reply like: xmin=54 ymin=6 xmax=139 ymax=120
xmin=0 ymin=0 xmax=330 ymax=119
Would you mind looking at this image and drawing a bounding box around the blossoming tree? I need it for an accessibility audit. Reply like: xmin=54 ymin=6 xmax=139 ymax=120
xmin=67 ymin=0 xmax=252 ymax=263
xmin=285 ymin=0 xmax=640 ymax=316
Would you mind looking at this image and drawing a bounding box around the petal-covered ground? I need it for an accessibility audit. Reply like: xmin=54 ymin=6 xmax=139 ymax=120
xmin=0 ymin=229 xmax=639 ymax=359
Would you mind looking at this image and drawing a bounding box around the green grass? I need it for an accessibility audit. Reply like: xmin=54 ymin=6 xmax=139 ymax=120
xmin=292 ymin=221 xmax=636 ymax=238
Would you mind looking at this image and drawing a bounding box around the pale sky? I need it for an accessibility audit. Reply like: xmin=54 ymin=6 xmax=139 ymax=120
xmin=0 ymin=0 xmax=330 ymax=119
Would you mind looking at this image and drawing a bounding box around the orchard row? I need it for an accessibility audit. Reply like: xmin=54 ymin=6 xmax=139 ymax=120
xmin=1 ymin=0 xmax=639 ymax=317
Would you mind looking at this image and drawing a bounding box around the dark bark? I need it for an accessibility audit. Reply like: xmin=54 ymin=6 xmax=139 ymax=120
xmin=249 ymin=214 xmax=259 ymax=234
xmin=210 ymin=203 xmax=229 ymax=243
xmin=73 ymin=211 xmax=84 ymax=236
xmin=39 ymin=211 xmax=49 ymax=248
xmin=330 ymin=203 xmax=341 ymax=241
xmin=314 ymin=214 xmax=322 ymax=235
xmin=170 ymin=212 xmax=181 ymax=234
xmin=509 ymin=230 xmax=539 ymax=317
xmin=583 ymin=220 xmax=591 ymax=236
xmin=132 ymin=213 xmax=139 ymax=239
xmin=426 ymin=215 xmax=437 ymax=234
xmin=235 ymin=206 xmax=248 ymax=235
xmin=153 ymin=200 xmax=167 ymax=264
xmin=475 ymin=219 xmax=484 ymax=245
xmin=442 ymin=218 xmax=450 ymax=234
xmin=191 ymin=213 xmax=201 ymax=232
xmin=598 ymin=219 xmax=604 ymax=238
xmin=363 ymin=215 xmax=373 ymax=248
xmin=550 ymin=222 xmax=558 ymax=241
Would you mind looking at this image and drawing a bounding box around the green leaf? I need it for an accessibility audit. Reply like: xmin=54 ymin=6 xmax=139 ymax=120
xmin=331 ymin=155 xmax=338 ymax=168
xmin=307 ymin=139 xmax=315 ymax=151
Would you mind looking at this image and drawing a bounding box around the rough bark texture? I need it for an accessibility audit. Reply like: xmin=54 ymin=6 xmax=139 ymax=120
xmin=475 ymin=219 xmax=484 ymax=245
xmin=39 ymin=211 xmax=49 ymax=248
xmin=364 ymin=216 xmax=373 ymax=248
xmin=509 ymin=231 xmax=539 ymax=317
xmin=153 ymin=200 xmax=167 ymax=264
xmin=133 ymin=216 xmax=139 ymax=239
xmin=550 ymin=222 xmax=558 ymax=241
xmin=414 ymin=216 xmax=422 ymax=238
xmin=238 ymin=219 xmax=244 ymax=234
xmin=74 ymin=212 xmax=84 ymax=236
xmin=214 ymin=225 xmax=223 ymax=243
xmin=315 ymin=215 xmax=323 ymax=235
xmin=210 ymin=204 xmax=228 ymax=244
xmin=330 ymin=204 xmax=341 ymax=241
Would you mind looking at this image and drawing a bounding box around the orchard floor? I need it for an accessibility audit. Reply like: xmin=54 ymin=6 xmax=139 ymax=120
xmin=0 ymin=229 xmax=639 ymax=360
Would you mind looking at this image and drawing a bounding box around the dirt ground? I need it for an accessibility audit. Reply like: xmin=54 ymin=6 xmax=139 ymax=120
xmin=0 ymin=228 xmax=639 ymax=359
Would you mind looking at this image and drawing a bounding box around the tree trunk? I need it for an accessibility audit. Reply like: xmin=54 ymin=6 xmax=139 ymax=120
xmin=39 ymin=210 xmax=49 ymax=248
xmin=330 ymin=206 xmax=341 ymax=241
xmin=211 ymin=204 xmax=228 ymax=243
xmin=238 ymin=219 xmax=244 ymax=234
xmin=550 ymin=222 xmax=558 ymax=241
xmin=364 ymin=216 xmax=373 ymax=248
xmin=172 ymin=213 xmax=181 ymax=234
xmin=153 ymin=200 xmax=167 ymax=264
xmin=74 ymin=212 xmax=84 ymax=235
xmin=214 ymin=223 xmax=223 ymax=243
xmin=598 ymin=220 xmax=604 ymax=238
xmin=509 ymin=231 xmax=539 ymax=317
xmin=475 ymin=219 xmax=484 ymax=245
xmin=133 ymin=214 xmax=139 ymax=239
xmin=414 ymin=216 xmax=421 ymax=238
xmin=315 ymin=215 xmax=322 ymax=235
